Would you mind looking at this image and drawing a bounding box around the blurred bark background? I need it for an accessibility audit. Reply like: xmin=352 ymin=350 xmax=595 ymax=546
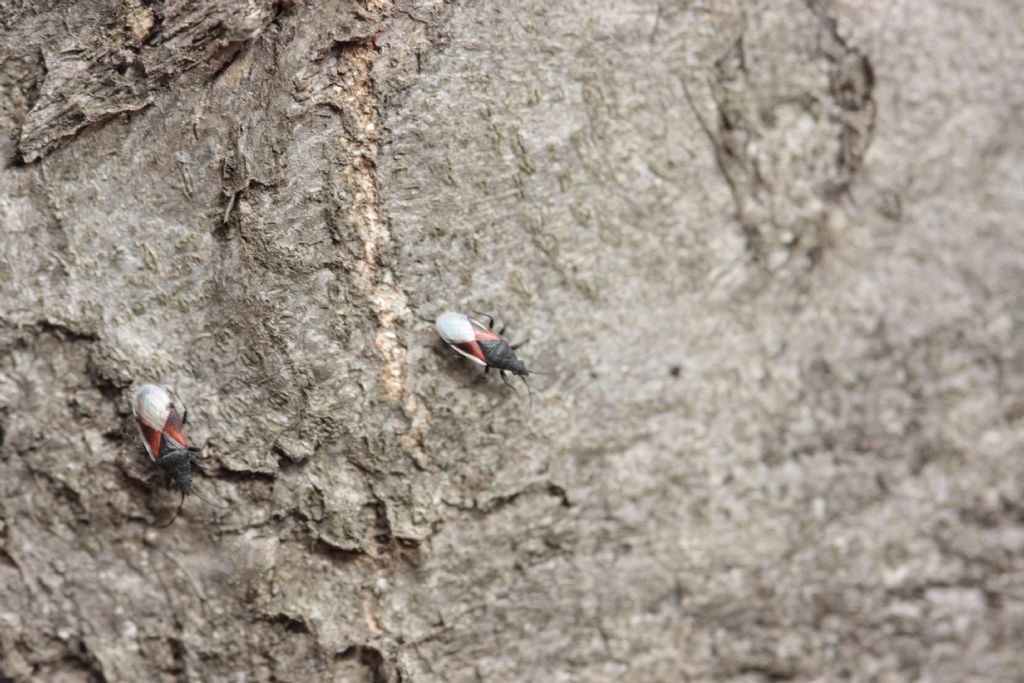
xmin=1 ymin=1 xmax=1022 ymax=681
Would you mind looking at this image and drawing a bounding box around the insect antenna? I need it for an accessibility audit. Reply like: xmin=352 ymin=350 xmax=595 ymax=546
xmin=156 ymin=490 xmax=186 ymax=528
xmin=521 ymin=375 xmax=535 ymax=416
xmin=192 ymin=486 xmax=229 ymax=510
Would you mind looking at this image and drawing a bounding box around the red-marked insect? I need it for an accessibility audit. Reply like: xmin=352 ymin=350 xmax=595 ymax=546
xmin=133 ymin=383 xmax=222 ymax=526
xmin=434 ymin=311 xmax=539 ymax=406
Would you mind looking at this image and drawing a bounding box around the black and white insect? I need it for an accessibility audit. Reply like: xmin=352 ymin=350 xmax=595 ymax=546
xmin=133 ymin=384 xmax=220 ymax=526
xmin=434 ymin=311 xmax=539 ymax=405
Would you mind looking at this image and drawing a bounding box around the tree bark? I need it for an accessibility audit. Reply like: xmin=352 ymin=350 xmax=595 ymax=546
xmin=1 ymin=1 xmax=1022 ymax=681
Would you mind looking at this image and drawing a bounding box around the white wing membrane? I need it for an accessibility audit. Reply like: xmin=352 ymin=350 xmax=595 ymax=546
xmin=435 ymin=311 xmax=477 ymax=344
xmin=133 ymin=383 xmax=172 ymax=431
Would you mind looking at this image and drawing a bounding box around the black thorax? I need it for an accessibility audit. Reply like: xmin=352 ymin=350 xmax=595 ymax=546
xmin=479 ymin=339 xmax=528 ymax=375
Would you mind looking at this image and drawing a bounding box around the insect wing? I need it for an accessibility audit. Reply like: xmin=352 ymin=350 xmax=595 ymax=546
xmin=436 ymin=311 xmax=487 ymax=365
xmin=452 ymin=339 xmax=487 ymax=365
xmin=133 ymin=383 xmax=189 ymax=457
xmin=468 ymin=317 xmax=501 ymax=342
xmin=137 ymin=421 xmax=163 ymax=462
xmin=161 ymin=405 xmax=188 ymax=449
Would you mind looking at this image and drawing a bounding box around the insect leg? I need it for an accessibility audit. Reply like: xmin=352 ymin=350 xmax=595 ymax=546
xmin=473 ymin=310 xmax=496 ymax=330
xmin=157 ymin=491 xmax=186 ymax=528
xmin=190 ymin=456 xmax=208 ymax=476
xmin=500 ymin=370 xmax=517 ymax=392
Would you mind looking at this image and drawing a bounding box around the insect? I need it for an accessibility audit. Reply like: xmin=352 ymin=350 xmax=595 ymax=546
xmin=133 ymin=383 xmax=220 ymax=526
xmin=434 ymin=311 xmax=539 ymax=406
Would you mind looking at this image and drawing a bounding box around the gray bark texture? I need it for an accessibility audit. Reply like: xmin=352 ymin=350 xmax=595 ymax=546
xmin=1 ymin=0 xmax=1022 ymax=681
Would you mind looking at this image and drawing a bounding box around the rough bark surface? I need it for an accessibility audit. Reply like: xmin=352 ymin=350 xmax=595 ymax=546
xmin=1 ymin=1 xmax=1023 ymax=681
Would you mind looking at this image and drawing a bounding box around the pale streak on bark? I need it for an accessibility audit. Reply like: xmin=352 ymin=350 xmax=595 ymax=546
xmin=337 ymin=34 xmax=431 ymax=466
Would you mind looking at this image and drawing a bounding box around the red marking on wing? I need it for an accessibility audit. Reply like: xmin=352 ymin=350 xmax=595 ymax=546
xmin=455 ymin=340 xmax=487 ymax=363
xmin=138 ymin=422 xmax=163 ymax=462
xmin=161 ymin=406 xmax=188 ymax=449
xmin=469 ymin=318 xmax=501 ymax=342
